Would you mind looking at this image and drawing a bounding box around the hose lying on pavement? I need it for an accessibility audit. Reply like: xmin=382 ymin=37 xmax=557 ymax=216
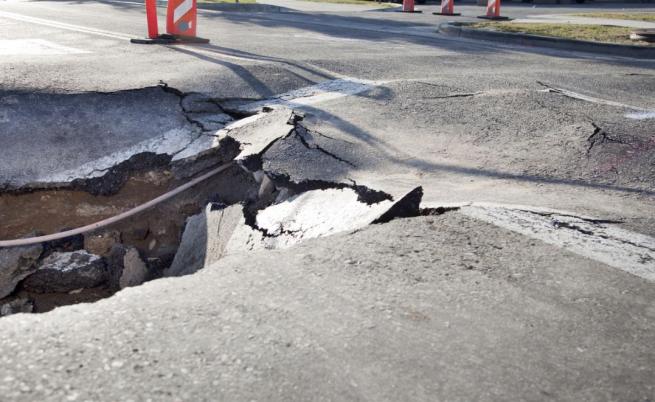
xmin=0 ymin=162 xmax=235 ymax=248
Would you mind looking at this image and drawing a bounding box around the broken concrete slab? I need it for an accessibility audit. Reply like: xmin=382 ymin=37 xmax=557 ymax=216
xmin=245 ymin=185 xmax=420 ymax=251
xmin=172 ymin=107 xmax=296 ymax=170
xmin=167 ymin=185 xmax=423 ymax=277
xmin=0 ymin=86 xmax=240 ymax=192
xmin=118 ymin=248 xmax=148 ymax=289
xmin=166 ymin=203 xmax=261 ymax=277
xmin=0 ymin=243 xmax=43 ymax=298
xmin=260 ymin=124 xmax=359 ymax=186
xmin=252 ymin=186 xmax=408 ymax=249
xmin=106 ymin=245 xmax=151 ymax=290
xmin=0 ymin=87 xmax=186 ymax=190
xmin=22 ymin=251 xmax=107 ymax=293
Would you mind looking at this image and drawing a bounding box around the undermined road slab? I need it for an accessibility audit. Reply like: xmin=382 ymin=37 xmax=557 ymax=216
xmin=0 ymin=85 xmax=243 ymax=192
xmin=1 ymin=214 xmax=654 ymax=401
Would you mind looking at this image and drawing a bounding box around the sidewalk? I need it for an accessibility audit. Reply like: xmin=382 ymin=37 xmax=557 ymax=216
xmin=514 ymin=14 xmax=655 ymax=29
xmin=256 ymin=0 xmax=397 ymax=12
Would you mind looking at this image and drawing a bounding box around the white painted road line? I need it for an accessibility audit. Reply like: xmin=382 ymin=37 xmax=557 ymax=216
xmin=0 ymin=39 xmax=89 ymax=56
xmin=461 ymin=205 xmax=655 ymax=282
xmin=625 ymin=111 xmax=655 ymax=120
xmin=0 ymin=10 xmax=133 ymax=41
xmin=239 ymin=78 xmax=379 ymax=112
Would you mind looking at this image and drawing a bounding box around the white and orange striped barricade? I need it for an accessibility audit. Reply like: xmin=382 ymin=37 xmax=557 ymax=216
xmin=400 ymin=0 xmax=422 ymax=13
xmin=477 ymin=0 xmax=510 ymax=20
xmin=131 ymin=0 xmax=209 ymax=44
xmin=433 ymin=0 xmax=460 ymax=16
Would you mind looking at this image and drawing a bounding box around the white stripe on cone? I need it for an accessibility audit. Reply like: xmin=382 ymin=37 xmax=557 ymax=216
xmin=173 ymin=0 xmax=193 ymax=24
xmin=486 ymin=0 xmax=496 ymax=15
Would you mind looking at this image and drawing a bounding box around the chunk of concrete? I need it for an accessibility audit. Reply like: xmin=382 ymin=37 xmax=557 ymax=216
xmin=107 ymin=245 xmax=150 ymax=290
xmin=22 ymin=251 xmax=107 ymax=293
xmin=167 ymin=186 xmax=422 ymax=276
xmin=254 ymin=186 xmax=423 ymax=249
xmin=0 ymin=243 xmax=43 ymax=298
xmin=216 ymin=107 xmax=296 ymax=168
xmin=119 ymin=248 xmax=148 ymax=289
xmin=84 ymin=231 xmax=121 ymax=257
xmin=166 ymin=204 xmax=262 ymax=277
xmin=171 ymin=107 xmax=294 ymax=165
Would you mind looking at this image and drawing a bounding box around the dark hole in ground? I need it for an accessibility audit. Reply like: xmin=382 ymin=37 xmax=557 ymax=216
xmin=0 ymin=162 xmax=262 ymax=315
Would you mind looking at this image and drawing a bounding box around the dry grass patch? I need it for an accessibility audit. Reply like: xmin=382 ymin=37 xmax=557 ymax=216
xmin=469 ymin=22 xmax=651 ymax=45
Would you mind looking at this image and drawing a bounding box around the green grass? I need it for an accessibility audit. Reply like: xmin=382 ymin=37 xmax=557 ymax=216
xmin=469 ymin=22 xmax=648 ymax=45
xmin=198 ymin=0 xmax=256 ymax=4
xmin=296 ymin=0 xmax=397 ymax=7
xmin=572 ymin=12 xmax=655 ymax=22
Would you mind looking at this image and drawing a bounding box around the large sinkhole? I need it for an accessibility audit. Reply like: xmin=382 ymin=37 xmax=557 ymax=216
xmin=0 ymin=85 xmax=440 ymax=317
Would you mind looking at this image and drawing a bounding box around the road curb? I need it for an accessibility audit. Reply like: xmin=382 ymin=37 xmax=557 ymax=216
xmin=438 ymin=22 xmax=655 ymax=59
xmin=196 ymin=3 xmax=289 ymax=12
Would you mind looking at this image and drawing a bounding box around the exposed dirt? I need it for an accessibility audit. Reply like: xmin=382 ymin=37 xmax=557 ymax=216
xmin=0 ymin=162 xmax=262 ymax=314
xmin=14 ymin=286 xmax=115 ymax=314
xmin=0 ymin=164 xmax=259 ymax=261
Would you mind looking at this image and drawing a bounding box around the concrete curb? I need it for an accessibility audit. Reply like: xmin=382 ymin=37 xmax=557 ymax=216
xmin=196 ymin=2 xmax=289 ymax=12
xmin=438 ymin=22 xmax=655 ymax=59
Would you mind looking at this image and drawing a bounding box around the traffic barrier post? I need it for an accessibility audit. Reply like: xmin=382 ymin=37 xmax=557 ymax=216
xmin=433 ymin=0 xmax=460 ymax=16
xmin=400 ymin=0 xmax=422 ymax=13
xmin=477 ymin=0 xmax=510 ymax=20
xmin=131 ymin=0 xmax=210 ymax=44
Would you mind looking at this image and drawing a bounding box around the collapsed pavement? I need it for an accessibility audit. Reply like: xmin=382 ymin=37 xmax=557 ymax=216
xmin=0 ymin=86 xmax=433 ymax=315
xmin=2 ymin=82 xmax=655 ymax=316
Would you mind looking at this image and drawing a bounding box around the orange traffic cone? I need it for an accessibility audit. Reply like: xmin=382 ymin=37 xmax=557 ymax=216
xmin=400 ymin=0 xmax=422 ymax=13
xmin=433 ymin=0 xmax=460 ymax=16
xmin=477 ymin=0 xmax=510 ymax=20
xmin=131 ymin=0 xmax=209 ymax=44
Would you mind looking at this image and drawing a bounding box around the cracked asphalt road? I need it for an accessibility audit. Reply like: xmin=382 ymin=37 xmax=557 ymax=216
xmin=1 ymin=0 xmax=654 ymax=400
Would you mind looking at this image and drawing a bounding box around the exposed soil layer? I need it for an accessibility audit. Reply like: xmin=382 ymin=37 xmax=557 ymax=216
xmin=0 ymin=164 xmax=259 ymax=260
xmin=14 ymin=287 xmax=114 ymax=314
xmin=0 ymin=163 xmax=261 ymax=314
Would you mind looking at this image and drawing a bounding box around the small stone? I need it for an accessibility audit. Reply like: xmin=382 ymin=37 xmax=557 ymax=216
xmin=119 ymin=248 xmax=148 ymax=289
xmin=83 ymin=231 xmax=121 ymax=257
xmin=0 ymin=242 xmax=43 ymax=298
xmin=22 ymin=251 xmax=107 ymax=293
xmin=107 ymin=245 xmax=149 ymax=289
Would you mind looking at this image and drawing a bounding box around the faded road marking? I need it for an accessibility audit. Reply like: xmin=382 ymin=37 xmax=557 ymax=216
xmin=538 ymin=81 xmax=655 ymax=120
xmin=239 ymin=78 xmax=379 ymax=112
xmin=625 ymin=111 xmax=655 ymax=120
xmin=461 ymin=206 xmax=655 ymax=282
xmin=0 ymin=39 xmax=89 ymax=56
